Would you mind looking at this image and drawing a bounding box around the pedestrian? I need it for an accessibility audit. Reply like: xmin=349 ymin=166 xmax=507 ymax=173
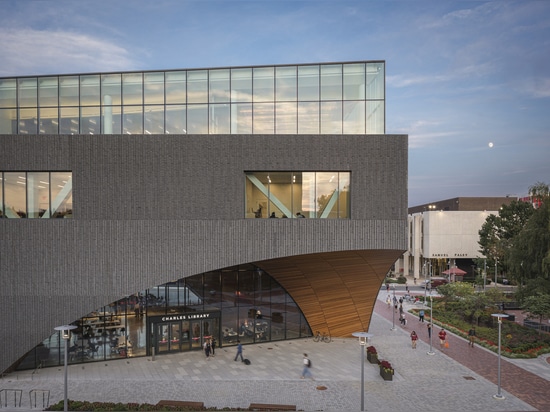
xmin=406 ymin=285 xmax=409 ymax=294
xmin=468 ymin=327 xmax=476 ymax=347
xmin=410 ymin=330 xmax=418 ymax=349
xmin=438 ymin=328 xmax=447 ymax=349
xmin=427 ymin=323 xmax=432 ymax=339
xmin=418 ymin=309 xmax=425 ymax=322
xmin=234 ymin=340 xmax=243 ymax=362
xmin=386 ymin=283 xmax=390 ymax=292
xmin=211 ymin=338 xmax=216 ymax=356
xmin=204 ymin=339 xmax=211 ymax=360
xmin=386 ymin=295 xmax=391 ymax=307
xmin=400 ymin=312 xmax=407 ymax=327
xmin=301 ymin=353 xmax=314 ymax=380
xmin=398 ymin=304 xmax=403 ymax=315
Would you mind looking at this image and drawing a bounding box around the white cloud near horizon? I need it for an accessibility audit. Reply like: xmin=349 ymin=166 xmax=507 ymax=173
xmin=0 ymin=29 xmax=136 ymax=77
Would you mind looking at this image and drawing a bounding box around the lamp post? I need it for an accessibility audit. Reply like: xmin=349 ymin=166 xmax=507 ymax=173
xmin=391 ymin=284 xmax=396 ymax=331
xmin=352 ymin=332 xmax=373 ymax=412
xmin=54 ymin=325 xmax=77 ymax=412
xmin=423 ymin=262 xmax=427 ymax=305
xmin=495 ymin=259 xmax=498 ymax=286
xmin=491 ymin=314 xmax=508 ymax=400
xmin=427 ymin=295 xmax=435 ymax=355
xmin=483 ymin=258 xmax=487 ymax=291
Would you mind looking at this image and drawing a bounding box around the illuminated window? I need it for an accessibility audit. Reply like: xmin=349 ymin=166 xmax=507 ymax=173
xmin=245 ymin=171 xmax=350 ymax=219
xmin=0 ymin=172 xmax=73 ymax=219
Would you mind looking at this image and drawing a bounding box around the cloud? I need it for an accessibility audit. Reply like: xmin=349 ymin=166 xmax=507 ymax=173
xmin=0 ymin=28 xmax=136 ymax=76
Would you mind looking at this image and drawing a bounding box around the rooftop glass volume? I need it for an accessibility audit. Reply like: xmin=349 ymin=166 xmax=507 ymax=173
xmin=0 ymin=61 xmax=385 ymax=135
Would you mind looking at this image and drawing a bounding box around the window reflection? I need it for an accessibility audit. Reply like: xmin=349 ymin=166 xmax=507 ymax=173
xmin=80 ymin=75 xmax=100 ymax=106
xmin=2 ymin=61 xmax=385 ymax=136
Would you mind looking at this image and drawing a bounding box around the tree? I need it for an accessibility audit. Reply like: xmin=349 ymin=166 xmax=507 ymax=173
xmin=521 ymin=293 xmax=550 ymax=335
xmin=508 ymin=197 xmax=550 ymax=293
xmin=529 ymin=181 xmax=550 ymax=206
xmin=478 ymin=200 xmax=535 ymax=278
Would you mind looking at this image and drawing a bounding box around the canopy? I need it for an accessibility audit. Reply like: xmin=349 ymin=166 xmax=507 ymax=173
xmin=442 ymin=267 xmax=467 ymax=275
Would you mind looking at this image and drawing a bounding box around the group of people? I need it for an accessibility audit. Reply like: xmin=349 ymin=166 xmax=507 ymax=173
xmin=268 ymin=212 xmax=305 ymax=218
xmin=203 ymin=338 xmax=216 ymax=360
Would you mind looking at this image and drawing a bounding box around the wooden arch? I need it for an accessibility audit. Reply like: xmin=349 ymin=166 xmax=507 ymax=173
xmin=256 ymin=249 xmax=403 ymax=337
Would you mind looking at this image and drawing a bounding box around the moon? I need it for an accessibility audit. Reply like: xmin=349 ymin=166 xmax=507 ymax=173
xmin=488 ymin=142 xmax=494 ymax=148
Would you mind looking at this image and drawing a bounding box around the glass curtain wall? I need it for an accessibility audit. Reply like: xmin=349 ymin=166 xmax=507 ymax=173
xmin=15 ymin=265 xmax=309 ymax=371
xmin=245 ymin=171 xmax=350 ymax=219
xmin=0 ymin=62 xmax=385 ymax=136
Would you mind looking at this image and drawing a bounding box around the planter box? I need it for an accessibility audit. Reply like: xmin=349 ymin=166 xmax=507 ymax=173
xmin=367 ymin=352 xmax=378 ymax=364
xmin=379 ymin=368 xmax=393 ymax=381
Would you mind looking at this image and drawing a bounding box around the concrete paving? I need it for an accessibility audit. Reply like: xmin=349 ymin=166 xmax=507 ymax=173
xmin=0 ymin=289 xmax=548 ymax=411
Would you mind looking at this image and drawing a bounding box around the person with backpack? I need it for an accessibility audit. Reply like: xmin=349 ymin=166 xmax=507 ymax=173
xmin=301 ymin=353 xmax=314 ymax=380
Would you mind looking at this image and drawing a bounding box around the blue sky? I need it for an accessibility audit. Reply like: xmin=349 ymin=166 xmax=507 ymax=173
xmin=1 ymin=0 xmax=549 ymax=207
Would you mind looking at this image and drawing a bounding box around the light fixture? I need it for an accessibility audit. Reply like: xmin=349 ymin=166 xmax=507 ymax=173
xmin=491 ymin=313 xmax=509 ymax=400
xmin=352 ymin=332 xmax=373 ymax=411
xmin=54 ymin=325 xmax=77 ymax=412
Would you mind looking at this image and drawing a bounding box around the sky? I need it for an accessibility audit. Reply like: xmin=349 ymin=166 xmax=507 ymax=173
xmin=1 ymin=0 xmax=549 ymax=207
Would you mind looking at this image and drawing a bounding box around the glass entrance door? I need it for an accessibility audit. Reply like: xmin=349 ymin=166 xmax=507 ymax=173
xmin=150 ymin=315 xmax=219 ymax=355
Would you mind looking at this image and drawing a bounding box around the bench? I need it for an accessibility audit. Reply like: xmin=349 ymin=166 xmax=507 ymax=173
xmin=156 ymin=400 xmax=205 ymax=409
xmin=249 ymin=403 xmax=296 ymax=411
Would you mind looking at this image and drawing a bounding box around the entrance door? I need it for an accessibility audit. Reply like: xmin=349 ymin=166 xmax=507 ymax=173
xmin=150 ymin=316 xmax=219 ymax=355
xmin=190 ymin=321 xmax=203 ymax=350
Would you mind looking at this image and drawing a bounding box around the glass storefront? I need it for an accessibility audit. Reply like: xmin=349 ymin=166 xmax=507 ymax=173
xmin=14 ymin=264 xmax=310 ymax=371
xmin=0 ymin=62 xmax=385 ymax=135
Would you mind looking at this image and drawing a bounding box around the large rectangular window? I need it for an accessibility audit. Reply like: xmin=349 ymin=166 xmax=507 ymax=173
xmin=0 ymin=171 xmax=72 ymax=218
xmin=245 ymin=171 xmax=350 ymax=219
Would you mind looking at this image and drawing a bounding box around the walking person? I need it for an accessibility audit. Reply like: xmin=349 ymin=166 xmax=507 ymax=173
xmin=204 ymin=339 xmax=211 ymax=360
xmin=211 ymin=338 xmax=216 ymax=356
xmin=410 ymin=330 xmax=418 ymax=349
xmin=427 ymin=323 xmax=432 ymax=339
xmin=234 ymin=340 xmax=244 ymax=362
xmin=438 ymin=328 xmax=447 ymax=349
xmin=418 ymin=309 xmax=425 ymax=322
xmin=400 ymin=312 xmax=407 ymax=327
xmin=301 ymin=353 xmax=314 ymax=380
xmin=468 ymin=327 xmax=476 ymax=347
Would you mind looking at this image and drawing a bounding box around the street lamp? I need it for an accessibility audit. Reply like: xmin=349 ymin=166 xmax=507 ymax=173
xmin=54 ymin=325 xmax=77 ymax=412
xmin=352 ymin=332 xmax=373 ymax=412
xmin=483 ymin=258 xmax=487 ymax=291
xmin=423 ymin=262 xmax=427 ymax=305
xmin=391 ymin=284 xmax=396 ymax=331
xmin=491 ymin=314 xmax=509 ymax=400
xmin=427 ymin=295 xmax=435 ymax=355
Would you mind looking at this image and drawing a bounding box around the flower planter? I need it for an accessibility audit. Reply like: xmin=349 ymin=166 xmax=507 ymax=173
xmin=379 ymin=368 xmax=393 ymax=381
xmin=367 ymin=352 xmax=378 ymax=364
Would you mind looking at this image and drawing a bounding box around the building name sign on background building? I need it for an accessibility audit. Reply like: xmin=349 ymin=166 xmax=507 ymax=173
xmin=431 ymin=253 xmax=469 ymax=258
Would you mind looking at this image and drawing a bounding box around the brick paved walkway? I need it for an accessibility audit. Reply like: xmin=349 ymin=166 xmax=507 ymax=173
xmin=383 ymin=288 xmax=550 ymax=411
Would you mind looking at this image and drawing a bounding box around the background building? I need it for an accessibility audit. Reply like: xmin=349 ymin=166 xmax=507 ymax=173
xmin=0 ymin=61 xmax=408 ymax=373
xmin=396 ymin=197 xmax=516 ymax=282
